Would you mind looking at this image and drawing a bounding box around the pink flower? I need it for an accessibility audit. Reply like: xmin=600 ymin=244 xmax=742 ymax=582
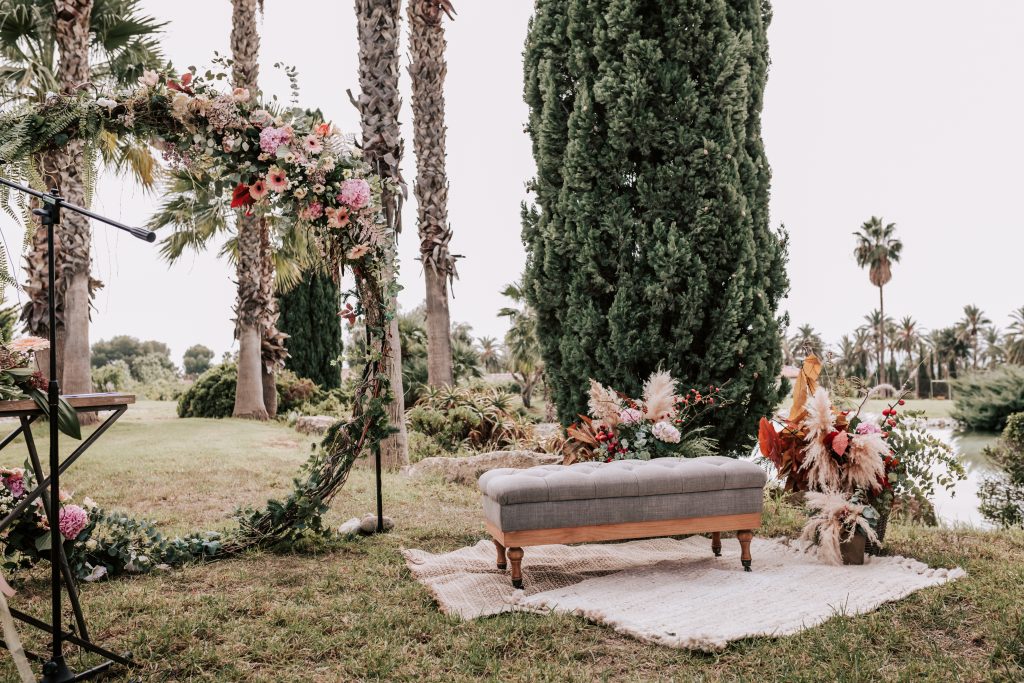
xmin=249 ymin=109 xmax=274 ymax=127
xmin=3 ymin=469 xmax=25 ymax=498
xmin=346 ymin=244 xmax=370 ymax=260
xmin=138 ymin=70 xmax=159 ymax=87
xmin=249 ymin=179 xmax=268 ymax=200
xmin=337 ymin=179 xmax=371 ymax=210
xmin=266 ymin=167 xmax=289 ymax=193
xmin=299 ymin=201 xmax=324 ymax=220
xmin=325 ymin=206 xmax=350 ymax=228
xmin=58 ymin=504 xmax=89 ymax=540
xmin=7 ymin=337 xmax=49 ymax=352
xmin=856 ymin=422 xmax=882 ymax=435
xmin=652 ymin=421 xmax=681 ymax=444
xmin=618 ymin=407 xmax=643 ymax=425
xmin=832 ymin=430 xmax=849 ymax=456
xmin=232 ymin=87 xmax=250 ymax=102
xmin=303 ymin=135 xmax=323 ymax=154
xmin=259 ymin=126 xmax=292 ymax=154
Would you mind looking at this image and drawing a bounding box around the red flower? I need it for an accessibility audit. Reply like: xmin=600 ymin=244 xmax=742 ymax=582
xmin=339 ymin=302 xmax=357 ymax=326
xmin=230 ymin=183 xmax=254 ymax=209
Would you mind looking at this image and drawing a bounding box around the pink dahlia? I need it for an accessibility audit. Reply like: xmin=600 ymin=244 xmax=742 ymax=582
xmin=337 ymin=179 xmax=371 ymax=210
xmin=59 ymin=504 xmax=89 ymax=540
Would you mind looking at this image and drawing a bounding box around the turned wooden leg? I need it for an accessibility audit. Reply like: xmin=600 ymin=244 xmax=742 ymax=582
xmin=711 ymin=532 xmax=722 ymax=557
xmin=737 ymin=530 xmax=753 ymax=572
xmin=493 ymin=539 xmax=507 ymax=570
xmin=507 ymin=547 xmax=524 ymax=589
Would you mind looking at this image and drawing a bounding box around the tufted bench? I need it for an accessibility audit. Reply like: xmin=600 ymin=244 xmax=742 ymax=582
xmin=478 ymin=456 xmax=767 ymax=588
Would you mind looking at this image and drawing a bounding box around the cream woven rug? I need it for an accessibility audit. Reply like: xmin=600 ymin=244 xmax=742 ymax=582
xmin=402 ymin=536 xmax=966 ymax=651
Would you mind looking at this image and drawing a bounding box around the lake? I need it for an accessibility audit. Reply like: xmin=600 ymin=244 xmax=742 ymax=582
xmin=929 ymin=428 xmax=999 ymax=528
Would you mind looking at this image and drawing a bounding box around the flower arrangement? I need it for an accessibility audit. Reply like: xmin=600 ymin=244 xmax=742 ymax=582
xmin=758 ymin=355 xmax=963 ymax=563
xmin=0 ymin=466 xmax=220 ymax=581
xmin=565 ymin=371 xmax=723 ymax=463
xmin=0 ymin=337 xmax=80 ymax=439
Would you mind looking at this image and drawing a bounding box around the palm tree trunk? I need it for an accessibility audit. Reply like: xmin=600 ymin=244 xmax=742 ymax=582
xmin=877 ymin=285 xmax=886 ymax=385
xmin=53 ymin=0 xmax=98 ymax=424
xmin=355 ymin=0 xmax=408 ymax=469
xmin=230 ymin=0 xmax=277 ymax=419
xmin=409 ymin=0 xmax=456 ymax=387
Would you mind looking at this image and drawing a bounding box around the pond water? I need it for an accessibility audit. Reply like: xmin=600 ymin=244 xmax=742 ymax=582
xmin=928 ymin=428 xmax=999 ymax=528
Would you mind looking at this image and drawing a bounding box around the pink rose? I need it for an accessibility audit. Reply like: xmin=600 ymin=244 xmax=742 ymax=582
xmin=58 ymin=504 xmax=89 ymax=540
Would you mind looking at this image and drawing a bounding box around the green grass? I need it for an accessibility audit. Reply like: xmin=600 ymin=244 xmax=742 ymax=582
xmin=776 ymin=397 xmax=957 ymax=420
xmin=2 ymin=402 xmax=1022 ymax=681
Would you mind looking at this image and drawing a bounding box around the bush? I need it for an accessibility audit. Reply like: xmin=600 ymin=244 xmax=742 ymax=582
xmin=407 ymin=385 xmax=534 ymax=454
xmin=952 ymin=366 xmax=1024 ymax=431
xmin=178 ymin=363 xmax=238 ymax=418
xmin=276 ymin=370 xmax=320 ymax=414
xmin=978 ymin=412 xmax=1024 ymax=528
xmin=92 ymin=360 xmax=132 ymax=392
xmin=183 ymin=344 xmax=215 ymax=376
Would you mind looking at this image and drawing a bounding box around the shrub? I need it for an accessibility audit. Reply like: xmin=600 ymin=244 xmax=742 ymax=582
xmin=407 ymin=385 xmax=534 ymax=454
xmin=276 ymin=370 xmax=320 ymax=414
xmin=183 ymin=344 xmax=215 ymax=376
xmin=978 ymin=412 xmax=1024 ymax=528
xmin=952 ymin=366 xmax=1024 ymax=431
xmin=178 ymin=363 xmax=238 ymax=418
xmin=92 ymin=360 xmax=132 ymax=392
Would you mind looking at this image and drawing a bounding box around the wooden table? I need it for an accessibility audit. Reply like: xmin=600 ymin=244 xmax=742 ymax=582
xmin=0 ymin=393 xmax=135 ymax=676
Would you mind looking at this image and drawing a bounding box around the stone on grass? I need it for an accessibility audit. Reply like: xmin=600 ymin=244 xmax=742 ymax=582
xmin=404 ymin=450 xmax=561 ymax=486
xmin=295 ymin=415 xmax=337 ymax=435
xmin=338 ymin=514 xmax=394 ymax=538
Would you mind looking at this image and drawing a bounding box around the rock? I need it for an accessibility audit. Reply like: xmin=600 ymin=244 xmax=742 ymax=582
xmin=338 ymin=517 xmax=362 ymax=538
xmin=295 ymin=415 xmax=337 ymax=435
xmin=404 ymin=450 xmax=562 ymax=486
xmin=359 ymin=514 xmax=394 ymax=534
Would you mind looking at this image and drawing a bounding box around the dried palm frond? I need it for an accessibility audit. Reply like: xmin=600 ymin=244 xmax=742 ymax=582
xmin=800 ymin=491 xmax=880 ymax=566
xmin=642 ymin=369 xmax=677 ymax=421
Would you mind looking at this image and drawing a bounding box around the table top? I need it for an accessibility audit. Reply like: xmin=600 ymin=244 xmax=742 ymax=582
xmin=0 ymin=392 xmax=135 ymax=416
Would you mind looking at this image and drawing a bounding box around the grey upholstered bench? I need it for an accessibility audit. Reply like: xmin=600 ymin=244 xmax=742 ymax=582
xmin=479 ymin=456 xmax=767 ymax=588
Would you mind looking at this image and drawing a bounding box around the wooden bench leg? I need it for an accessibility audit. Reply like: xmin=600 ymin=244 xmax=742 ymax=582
xmin=737 ymin=530 xmax=753 ymax=571
xmin=493 ymin=539 xmax=507 ymax=570
xmin=711 ymin=532 xmax=722 ymax=557
xmin=507 ymin=547 xmax=524 ymax=589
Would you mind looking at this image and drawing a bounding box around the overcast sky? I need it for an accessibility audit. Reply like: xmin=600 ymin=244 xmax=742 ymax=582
xmin=1 ymin=1 xmax=1021 ymax=367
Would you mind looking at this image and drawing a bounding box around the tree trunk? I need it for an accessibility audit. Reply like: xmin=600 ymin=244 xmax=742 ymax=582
xmin=235 ymin=324 xmax=268 ymax=420
xmin=409 ymin=0 xmax=456 ymax=387
xmin=355 ymin=0 xmax=409 ymax=468
xmin=877 ymin=285 xmax=886 ymax=385
xmin=424 ymin=267 xmax=453 ymax=386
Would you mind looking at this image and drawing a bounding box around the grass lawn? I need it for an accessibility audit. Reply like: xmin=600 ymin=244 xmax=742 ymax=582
xmin=2 ymin=402 xmax=1022 ymax=681
xmin=775 ymin=397 xmax=957 ymax=420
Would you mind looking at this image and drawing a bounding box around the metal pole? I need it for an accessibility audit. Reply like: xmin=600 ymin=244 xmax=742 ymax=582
xmin=375 ymin=443 xmax=384 ymax=533
xmin=40 ymin=190 xmax=73 ymax=682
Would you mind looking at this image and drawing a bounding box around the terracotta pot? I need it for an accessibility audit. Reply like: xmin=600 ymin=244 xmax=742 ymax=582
xmin=840 ymin=530 xmax=866 ymax=565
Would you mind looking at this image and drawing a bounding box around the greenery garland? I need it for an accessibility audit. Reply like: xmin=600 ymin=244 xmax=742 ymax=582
xmin=0 ymin=66 xmax=398 ymax=574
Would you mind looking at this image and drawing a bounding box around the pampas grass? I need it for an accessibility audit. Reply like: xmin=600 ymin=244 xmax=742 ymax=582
xmin=799 ymin=387 xmax=841 ymax=491
xmin=642 ymin=370 xmax=677 ymax=421
xmin=801 ymin=491 xmax=880 ymax=566
xmin=588 ymin=379 xmax=622 ymax=427
xmin=845 ymin=432 xmax=888 ymax=492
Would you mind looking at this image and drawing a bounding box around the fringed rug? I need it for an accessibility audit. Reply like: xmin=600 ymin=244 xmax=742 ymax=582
xmin=402 ymin=536 xmax=965 ymax=651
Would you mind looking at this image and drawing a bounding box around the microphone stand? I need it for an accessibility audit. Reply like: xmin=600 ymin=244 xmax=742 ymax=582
xmin=0 ymin=176 xmax=153 ymax=682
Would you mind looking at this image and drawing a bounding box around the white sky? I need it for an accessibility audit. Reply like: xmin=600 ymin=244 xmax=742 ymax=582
xmin=1 ymin=1 xmax=1021 ymax=366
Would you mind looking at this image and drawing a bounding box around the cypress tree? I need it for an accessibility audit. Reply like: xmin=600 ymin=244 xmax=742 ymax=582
xmin=522 ymin=0 xmax=789 ymax=452
xmin=278 ymin=272 xmax=343 ymax=389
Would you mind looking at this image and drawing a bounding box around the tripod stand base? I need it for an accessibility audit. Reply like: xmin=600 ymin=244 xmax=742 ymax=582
xmin=41 ymin=657 xmax=115 ymax=683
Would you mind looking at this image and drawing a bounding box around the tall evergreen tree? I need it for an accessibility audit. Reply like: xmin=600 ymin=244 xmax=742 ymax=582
xmin=278 ymin=273 xmax=343 ymax=389
xmin=522 ymin=0 xmax=788 ymax=452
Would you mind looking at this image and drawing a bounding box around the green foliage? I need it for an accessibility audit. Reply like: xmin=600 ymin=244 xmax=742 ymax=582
xmin=183 ymin=344 xmax=215 ymax=376
xmin=521 ymin=0 xmax=788 ymax=453
xmin=407 ymin=385 xmax=533 ymax=455
xmin=92 ymin=335 xmax=174 ymax=372
xmin=92 ymin=360 xmax=131 ymax=392
xmin=177 ymin=362 xmax=237 ymax=419
xmin=0 ymin=304 xmax=17 ymax=343
xmin=952 ymin=366 xmax=1024 ymax=432
xmin=979 ymin=412 xmax=1024 ymax=528
xmin=278 ymin=271 xmax=343 ymax=389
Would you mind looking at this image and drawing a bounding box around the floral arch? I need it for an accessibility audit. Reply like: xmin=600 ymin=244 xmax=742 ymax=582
xmin=0 ymin=67 xmax=396 ymax=556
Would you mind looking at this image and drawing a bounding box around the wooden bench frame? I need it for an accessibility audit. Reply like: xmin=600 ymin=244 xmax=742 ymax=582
xmin=486 ymin=512 xmax=760 ymax=588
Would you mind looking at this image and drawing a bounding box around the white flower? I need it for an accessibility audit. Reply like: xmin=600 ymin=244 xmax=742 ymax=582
xmin=139 ymin=70 xmax=159 ymax=87
xmin=96 ymin=97 xmax=117 ymax=110
xmin=652 ymin=421 xmax=681 ymax=444
xmin=232 ymin=87 xmax=250 ymax=102
xmin=618 ymin=408 xmax=643 ymax=425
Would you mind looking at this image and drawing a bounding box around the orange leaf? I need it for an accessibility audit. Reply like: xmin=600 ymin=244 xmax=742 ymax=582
xmin=758 ymin=417 xmax=782 ymax=467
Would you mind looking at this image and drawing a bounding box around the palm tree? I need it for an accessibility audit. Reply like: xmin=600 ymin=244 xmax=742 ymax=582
xmin=853 ymin=217 xmax=902 ymax=385
xmin=981 ymin=326 xmax=1005 ymax=368
xmin=851 ymin=327 xmax=873 ymax=379
xmin=408 ymin=0 xmax=457 ymax=387
xmin=894 ymin=316 xmax=921 ymax=369
xmin=1007 ymin=306 xmax=1024 ymax=365
xmin=355 ymin=0 xmax=408 ymax=468
xmin=835 ymin=334 xmax=857 ymax=377
xmin=788 ymin=324 xmax=823 ymax=362
xmin=860 ymin=310 xmax=892 ymax=384
xmin=476 ymin=335 xmax=503 ymax=373
xmin=499 ymin=280 xmax=543 ymax=409
xmin=0 ymin=0 xmax=163 ymax=411
xmin=957 ymin=304 xmax=991 ymax=371
xmin=226 ymin=0 xmax=284 ymax=419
